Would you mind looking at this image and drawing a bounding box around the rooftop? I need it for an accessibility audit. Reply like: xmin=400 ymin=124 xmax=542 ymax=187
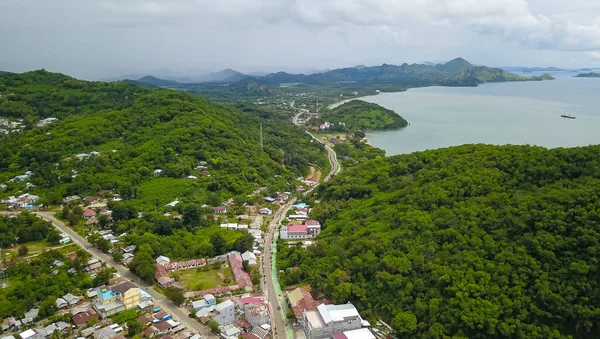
xmin=317 ymin=303 xmax=360 ymax=324
xmin=286 ymin=225 xmax=307 ymax=232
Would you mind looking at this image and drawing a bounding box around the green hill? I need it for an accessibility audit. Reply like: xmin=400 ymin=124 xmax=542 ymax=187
xmin=0 ymin=70 xmax=327 ymax=209
xmin=436 ymin=57 xmax=472 ymax=72
xmin=136 ymin=75 xmax=180 ymax=87
xmin=575 ymin=72 xmax=600 ymax=78
xmin=278 ymin=144 xmax=600 ymax=338
xmin=322 ymin=100 xmax=408 ymax=130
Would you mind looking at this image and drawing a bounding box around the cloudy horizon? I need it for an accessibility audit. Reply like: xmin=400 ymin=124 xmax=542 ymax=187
xmin=1 ymin=0 xmax=600 ymax=80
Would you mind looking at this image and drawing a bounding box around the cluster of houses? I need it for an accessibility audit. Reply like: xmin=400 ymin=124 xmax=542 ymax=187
xmin=263 ymin=192 xmax=290 ymax=206
xmin=35 ymin=117 xmax=57 ymax=127
xmin=192 ymin=295 xmax=271 ymax=339
xmin=75 ymin=151 xmax=101 ymax=160
xmin=2 ymin=281 xmax=201 ymax=339
xmin=0 ymin=118 xmax=24 ymax=134
xmin=154 ymin=161 xmax=210 ymax=180
xmin=1 ymin=193 xmax=39 ymax=209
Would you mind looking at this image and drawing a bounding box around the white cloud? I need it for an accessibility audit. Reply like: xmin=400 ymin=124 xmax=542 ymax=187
xmin=1 ymin=0 xmax=599 ymax=78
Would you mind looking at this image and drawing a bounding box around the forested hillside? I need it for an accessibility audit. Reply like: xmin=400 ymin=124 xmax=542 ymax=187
xmin=278 ymin=144 xmax=600 ymax=338
xmin=0 ymin=70 xmax=326 ymax=209
xmin=323 ymin=100 xmax=408 ymax=130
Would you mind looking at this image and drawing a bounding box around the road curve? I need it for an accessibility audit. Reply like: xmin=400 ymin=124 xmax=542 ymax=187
xmin=0 ymin=211 xmax=217 ymax=338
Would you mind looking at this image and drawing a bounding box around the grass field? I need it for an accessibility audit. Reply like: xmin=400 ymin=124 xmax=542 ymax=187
xmin=0 ymin=240 xmax=79 ymax=260
xmin=173 ymin=266 xmax=234 ymax=291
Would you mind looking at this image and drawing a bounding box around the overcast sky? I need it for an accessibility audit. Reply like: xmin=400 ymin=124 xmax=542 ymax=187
xmin=1 ymin=0 xmax=600 ymax=80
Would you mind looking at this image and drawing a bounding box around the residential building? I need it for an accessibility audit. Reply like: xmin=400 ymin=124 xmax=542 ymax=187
xmin=212 ymin=206 xmax=227 ymax=214
xmin=280 ymin=225 xmax=308 ymax=240
xmin=156 ymin=255 xmax=171 ymax=265
xmin=287 ymin=286 xmax=330 ymax=319
xmin=93 ymin=281 xmax=141 ymax=317
xmin=213 ymin=300 xmax=235 ymax=325
xmin=305 ymin=220 xmax=321 ymax=237
xmin=244 ymin=303 xmax=269 ymax=327
xmin=259 ymin=208 xmax=272 ymax=216
xmin=72 ymin=310 xmax=99 ymax=326
xmin=191 ymin=294 xmax=217 ymax=311
xmin=302 ymin=304 xmax=363 ymax=339
xmin=83 ymin=209 xmax=96 ymax=219
xmin=241 ymin=251 xmax=257 ymax=266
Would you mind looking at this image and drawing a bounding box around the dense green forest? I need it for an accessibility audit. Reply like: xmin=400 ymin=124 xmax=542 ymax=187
xmin=0 ymin=70 xmax=327 ymax=209
xmin=278 ymin=144 xmax=600 ymax=338
xmin=318 ymin=100 xmax=408 ymax=130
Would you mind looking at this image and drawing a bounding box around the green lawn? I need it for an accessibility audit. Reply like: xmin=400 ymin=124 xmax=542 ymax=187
xmin=1 ymin=241 xmax=80 ymax=260
xmin=172 ymin=266 xmax=234 ymax=291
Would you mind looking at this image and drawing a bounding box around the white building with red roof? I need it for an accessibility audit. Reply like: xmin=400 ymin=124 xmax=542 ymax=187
xmin=280 ymin=225 xmax=308 ymax=240
xmin=83 ymin=209 xmax=96 ymax=219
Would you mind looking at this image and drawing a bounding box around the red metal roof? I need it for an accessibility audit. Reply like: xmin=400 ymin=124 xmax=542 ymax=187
xmin=72 ymin=310 xmax=99 ymax=325
xmin=83 ymin=209 xmax=96 ymax=216
xmin=287 ymin=225 xmax=307 ymax=232
xmin=229 ymin=252 xmax=252 ymax=287
xmin=305 ymin=220 xmax=320 ymax=226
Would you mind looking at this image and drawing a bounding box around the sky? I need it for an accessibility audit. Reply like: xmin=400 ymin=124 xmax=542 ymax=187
xmin=1 ymin=0 xmax=600 ymax=80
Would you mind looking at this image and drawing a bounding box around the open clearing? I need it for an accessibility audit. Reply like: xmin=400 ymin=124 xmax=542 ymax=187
xmin=173 ymin=266 xmax=235 ymax=291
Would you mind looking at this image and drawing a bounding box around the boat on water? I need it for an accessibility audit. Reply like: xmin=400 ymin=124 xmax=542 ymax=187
xmin=561 ymin=110 xmax=576 ymax=119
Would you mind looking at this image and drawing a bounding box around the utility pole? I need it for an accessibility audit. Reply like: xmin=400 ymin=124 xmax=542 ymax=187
xmin=260 ymin=123 xmax=264 ymax=152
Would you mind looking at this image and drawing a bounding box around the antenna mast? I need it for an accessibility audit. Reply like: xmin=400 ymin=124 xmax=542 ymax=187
xmin=260 ymin=123 xmax=264 ymax=152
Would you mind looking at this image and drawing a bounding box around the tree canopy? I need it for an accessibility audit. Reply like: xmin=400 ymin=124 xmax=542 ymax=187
xmin=278 ymin=144 xmax=600 ymax=338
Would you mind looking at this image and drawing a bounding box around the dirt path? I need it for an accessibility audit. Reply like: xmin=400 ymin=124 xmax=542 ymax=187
xmin=308 ymin=166 xmax=322 ymax=182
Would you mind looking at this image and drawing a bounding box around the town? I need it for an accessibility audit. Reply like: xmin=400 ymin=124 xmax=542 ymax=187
xmin=0 ymin=165 xmax=388 ymax=339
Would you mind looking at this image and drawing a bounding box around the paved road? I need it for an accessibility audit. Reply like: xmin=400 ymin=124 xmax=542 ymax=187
xmin=260 ymin=199 xmax=297 ymax=339
xmin=261 ymin=126 xmax=341 ymax=339
xmin=0 ymin=211 xmax=217 ymax=338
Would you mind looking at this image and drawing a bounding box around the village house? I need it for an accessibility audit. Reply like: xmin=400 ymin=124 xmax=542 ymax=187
xmin=72 ymin=309 xmax=99 ymax=327
xmin=241 ymin=251 xmax=257 ymax=266
xmin=83 ymin=208 xmax=96 ymax=219
xmin=191 ymin=294 xmax=217 ymax=311
xmin=156 ymin=255 xmax=171 ymax=266
xmin=259 ymin=208 xmax=272 ymax=216
xmin=212 ymin=206 xmax=228 ymax=214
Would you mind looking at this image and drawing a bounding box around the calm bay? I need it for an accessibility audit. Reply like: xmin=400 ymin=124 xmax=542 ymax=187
xmin=358 ymin=72 xmax=600 ymax=155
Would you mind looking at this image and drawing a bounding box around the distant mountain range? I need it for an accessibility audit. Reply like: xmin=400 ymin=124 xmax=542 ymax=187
xmin=252 ymin=58 xmax=553 ymax=87
xmin=131 ymin=58 xmax=554 ymax=89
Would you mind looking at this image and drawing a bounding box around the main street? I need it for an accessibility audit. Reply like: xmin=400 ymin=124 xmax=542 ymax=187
xmin=260 ymin=126 xmax=341 ymax=339
xmin=0 ymin=211 xmax=217 ymax=338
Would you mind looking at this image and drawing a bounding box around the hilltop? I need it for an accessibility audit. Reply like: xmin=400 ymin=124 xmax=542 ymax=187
xmin=317 ymin=100 xmax=408 ymax=131
xmin=0 ymin=70 xmax=327 ymax=209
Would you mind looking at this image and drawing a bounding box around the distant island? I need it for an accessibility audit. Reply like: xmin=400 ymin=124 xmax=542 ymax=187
xmin=575 ymin=72 xmax=600 ymax=78
xmin=313 ymin=100 xmax=408 ymax=131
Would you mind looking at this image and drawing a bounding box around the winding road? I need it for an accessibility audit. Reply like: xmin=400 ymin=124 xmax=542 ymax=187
xmin=259 ymin=119 xmax=341 ymax=339
xmin=0 ymin=211 xmax=217 ymax=338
